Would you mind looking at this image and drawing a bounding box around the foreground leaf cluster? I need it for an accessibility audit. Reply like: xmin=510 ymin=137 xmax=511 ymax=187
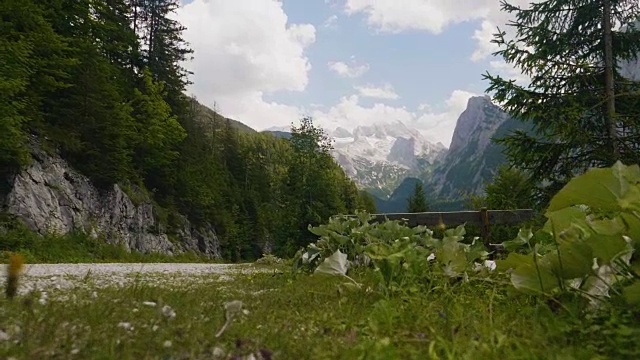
xmin=295 ymin=212 xmax=490 ymax=294
xmin=498 ymin=161 xmax=640 ymax=306
xmin=298 ymin=162 xmax=640 ymax=308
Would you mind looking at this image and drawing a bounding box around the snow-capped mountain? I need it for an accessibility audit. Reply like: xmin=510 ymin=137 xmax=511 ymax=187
xmin=328 ymin=121 xmax=447 ymax=197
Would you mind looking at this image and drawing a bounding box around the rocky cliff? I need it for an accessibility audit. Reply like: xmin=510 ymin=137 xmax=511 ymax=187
xmin=427 ymin=95 xmax=531 ymax=199
xmin=1 ymin=142 xmax=221 ymax=258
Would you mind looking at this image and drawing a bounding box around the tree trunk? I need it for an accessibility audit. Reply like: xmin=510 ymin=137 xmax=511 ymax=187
xmin=603 ymin=0 xmax=618 ymax=161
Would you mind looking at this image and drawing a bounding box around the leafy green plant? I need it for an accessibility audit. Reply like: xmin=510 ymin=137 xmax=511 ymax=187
xmin=497 ymin=162 xmax=640 ymax=306
xmin=297 ymin=211 xmax=492 ymax=294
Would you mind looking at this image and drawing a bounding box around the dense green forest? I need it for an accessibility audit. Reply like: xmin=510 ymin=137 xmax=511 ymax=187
xmin=0 ymin=0 xmax=374 ymax=261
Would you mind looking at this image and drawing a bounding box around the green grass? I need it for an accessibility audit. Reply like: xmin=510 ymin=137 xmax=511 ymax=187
xmin=0 ymin=221 xmax=214 ymax=264
xmin=1 ymin=266 xmax=638 ymax=359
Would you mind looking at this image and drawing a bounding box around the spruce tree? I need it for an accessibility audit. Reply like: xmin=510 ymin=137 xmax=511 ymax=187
xmin=0 ymin=0 xmax=73 ymax=172
xmin=407 ymin=182 xmax=429 ymax=213
xmin=138 ymin=0 xmax=193 ymax=113
xmin=484 ymin=0 xmax=640 ymax=200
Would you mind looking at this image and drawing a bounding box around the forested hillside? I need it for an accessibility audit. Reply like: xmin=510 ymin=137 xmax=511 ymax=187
xmin=0 ymin=0 xmax=373 ymax=260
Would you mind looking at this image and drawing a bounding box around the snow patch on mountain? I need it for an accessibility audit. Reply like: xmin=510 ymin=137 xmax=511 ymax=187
xmin=328 ymin=121 xmax=447 ymax=195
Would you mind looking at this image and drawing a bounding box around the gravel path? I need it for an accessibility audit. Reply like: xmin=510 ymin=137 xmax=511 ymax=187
xmin=1 ymin=263 xmax=259 ymax=296
xmin=17 ymin=263 xmax=245 ymax=277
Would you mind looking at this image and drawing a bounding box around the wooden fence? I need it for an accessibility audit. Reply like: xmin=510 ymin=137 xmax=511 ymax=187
xmin=354 ymin=208 xmax=536 ymax=251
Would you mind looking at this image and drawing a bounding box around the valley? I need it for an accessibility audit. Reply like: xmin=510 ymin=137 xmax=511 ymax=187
xmin=267 ymin=95 xmax=529 ymax=212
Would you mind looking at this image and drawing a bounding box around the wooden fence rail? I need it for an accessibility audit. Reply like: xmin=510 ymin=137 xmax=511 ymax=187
xmin=348 ymin=208 xmax=536 ymax=251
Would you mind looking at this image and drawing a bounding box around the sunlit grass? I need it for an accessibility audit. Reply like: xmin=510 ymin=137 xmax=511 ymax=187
xmin=2 ymin=264 xmax=637 ymax=359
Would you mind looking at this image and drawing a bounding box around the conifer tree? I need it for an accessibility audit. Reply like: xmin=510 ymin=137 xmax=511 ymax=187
xmin=484 ymin=0 xmax=640 ymax=200
xmin=407 ymin=182 xmax=429 ymax=213
xmin=137 ymin=0 xmax=193 ymax=113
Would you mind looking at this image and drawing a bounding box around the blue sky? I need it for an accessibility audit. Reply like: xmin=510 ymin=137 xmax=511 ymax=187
xmin=176 ymin=0 xmax=528 ymax=146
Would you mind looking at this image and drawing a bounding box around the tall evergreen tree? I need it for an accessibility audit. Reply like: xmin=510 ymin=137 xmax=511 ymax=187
xmin=44 ymin=0 xmax=138 ymax=186
xmin=407 ymin=182 xmax=429 ymax=213
xmin=484 ymin=0 xmax=640 ymax=201
xmin=137 ymin=0 xmax=193 ymax=113
xmin=0 ymin=0 xmax=72 ymax=173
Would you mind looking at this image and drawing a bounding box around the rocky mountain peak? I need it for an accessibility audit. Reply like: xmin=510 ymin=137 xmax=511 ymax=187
xmin=448 ymin=95 xmax=495 ymax=154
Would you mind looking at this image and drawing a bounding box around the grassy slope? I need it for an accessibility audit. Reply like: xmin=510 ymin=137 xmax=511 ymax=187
xmin=1 ymin=265 xmax=637 ymax=359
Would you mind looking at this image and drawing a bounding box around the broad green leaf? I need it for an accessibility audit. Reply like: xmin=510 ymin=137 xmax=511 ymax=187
xmin=548 ymin=242 xmax=593 ymax=279
xmin=620 ymin=162 xmax=640 ymax=183
xmin=618 ymin=185 xmax=640 ymax=212
xmin=544 ymin=206 xmax=588 ymax=234
xmin=495 ymin=252 xmax=531 ymax=272
xmin=510 ymin=254 xmax=559 ymax=294
xmin=443 ymin=224 xmax=466 ymax=240
xmin=502 ymin=227 xmax=533 ymax=252
xmin=308 ymin=224 xmax=330 ymax=237
xmin=621 ymin=212 xmax=640 ymax=248
xmin=622 ymin=282 xmax=640 ymax=305
xmin=584 ymin=233 xmax=628 ymax=263
xmin=587 ymin=215 xmax=626 ymax=236
xmin=438 ymin=239 xmax=467 ymax=275
xmin=466 ymin=239 xmax=489 ymax=263
xmin=315 ymin=249 xmax=349 ymax=276
xmin=532 ymin=229 xmax=555 ymax=248
xmin=547 ymin=162 xmax=635 ymax=213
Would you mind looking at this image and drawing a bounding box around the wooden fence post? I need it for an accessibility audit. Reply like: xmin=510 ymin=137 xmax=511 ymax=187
xmin=480 ymin=207 xmax=490 ymax=251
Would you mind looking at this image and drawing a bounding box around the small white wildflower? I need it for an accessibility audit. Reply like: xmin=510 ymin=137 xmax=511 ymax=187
xmin=132 ymin=308 xmax=139 ymax=313
xmin=163 ymin=340 xmax=172 ymax=348
xmin=39 ymin=291 xmax=48 ymax=305
xmin=427 ymin=253 xmax=436 ymax=261
xmin=212 ymin=347 xmax=225 ymax=357
xmin=71 ymin=348 xmax=80 ymax=355
xmin=91 ymin=291 xmax=98 ymax=299
xmin=142 ymin=301 xmax=157 ymax=307
xmin=117 ymin=322 xmax=133 ymax=331
xmin=161 ymin=305 xmax=176 ymax=319
xmin=242 ymin=309 xmax=250 ymax=315
xmin=0 ymin=329 xmax=10 ymax=341
xmin=152 ymin=325 xmax=159 ymax=332
xmin=484 ymin=260 xmax=497 ymax=271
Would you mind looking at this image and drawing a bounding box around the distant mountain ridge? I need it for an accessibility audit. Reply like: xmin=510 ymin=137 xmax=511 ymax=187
xmin=264 ymin=96 xmax=528 ymax=212
xmin=371 ymin=96 xmax=531 ymax=212
xmin=427 ymin=95 xmax=530 ymax=200
xmin=328 ymin=121 xmax=447 ymax=198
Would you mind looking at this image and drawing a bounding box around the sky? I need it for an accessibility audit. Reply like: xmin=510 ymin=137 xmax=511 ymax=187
xmin=175 ymin=0 xmax=533 ymax=147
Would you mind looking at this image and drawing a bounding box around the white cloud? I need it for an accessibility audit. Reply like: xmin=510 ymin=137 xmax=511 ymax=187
xmin=175 ymin=0 xmax=315 ymax=129
xmin=323 ymin=14 xmax=339 ymax=29
xmin=328 ymin=59 xmax=370 ymax=78
xmin=311 ymin=90 xmax=478 ymax=147
xmin=354 ymin=83 xmax=399 ymax=100
xmin=175 ymin=1 xmax=482 ymax=146
xmin=343 ymin=0 xmax=493 ymax=34
xmin=341 ymin=0 xmax=541 ymax=83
